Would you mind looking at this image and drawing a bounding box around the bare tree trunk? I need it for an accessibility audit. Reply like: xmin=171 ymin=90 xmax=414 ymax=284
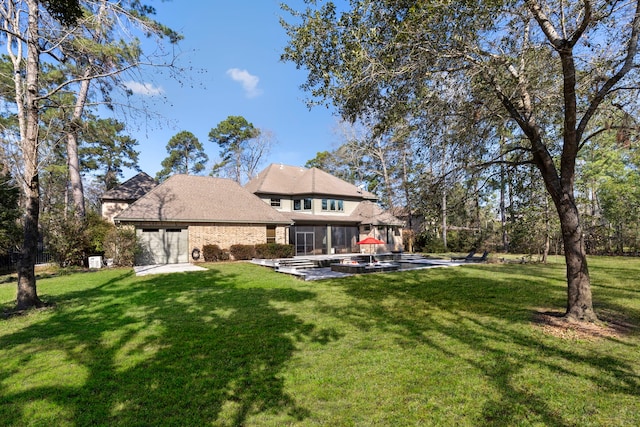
xmin=500 ymin=161 xmax=508 ymax=252
xmin=532 ymin=130 xmax=596 ymax=321
xmin=542 ymin=196 xmax=550 ymax=264
xmin=66 ymin=75 xmax=90 ymax=218
xmin=441 ymin=141 xmax=448 ymax=251
xmin=499 ymin=134 xmax=509 ymax=252
xmin=401 ymin=145 xmax=414 ymax=252
xmin=234 ymin=148 xmax=242 ymax=184
xmin=378 ymin=147 xmax=394 ymax=209
xmin=16 ymin=0 xmax=43 ymax=310
xmin=441 ymin=187 xmax=447 ymax=250
xmin=556 ymin=195 xmax=595 ymax=321
xmin=368 ymin=137 xmax=394 ymax=208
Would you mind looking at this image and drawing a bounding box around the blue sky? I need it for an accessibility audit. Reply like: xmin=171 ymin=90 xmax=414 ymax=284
xmin=117 ymin=1 xmax=340 ymax=180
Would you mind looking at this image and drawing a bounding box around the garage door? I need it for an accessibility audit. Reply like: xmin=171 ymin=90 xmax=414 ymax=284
xmin=137 ymin=228 xmax=188 ymax=264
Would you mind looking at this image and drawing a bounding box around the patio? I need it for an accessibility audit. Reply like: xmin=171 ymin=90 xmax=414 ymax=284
xmin=251 ymin=253 xmax=465 ymax=281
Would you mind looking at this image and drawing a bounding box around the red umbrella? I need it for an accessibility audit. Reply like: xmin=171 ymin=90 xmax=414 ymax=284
xmin=357 ymin=236 xmax=385 ymax=263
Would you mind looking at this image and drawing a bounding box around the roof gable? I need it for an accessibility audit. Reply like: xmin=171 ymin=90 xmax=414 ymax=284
xmin=101 ymin=172 xmax=157 ymax=201
xmin=245 ymin=163 xmax=377 ymax=200
xmin=115 ymin=174 xmax=291 ymax=224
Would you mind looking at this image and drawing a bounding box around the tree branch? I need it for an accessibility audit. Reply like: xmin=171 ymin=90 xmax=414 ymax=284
xmin=576 ymin=0 xmax=640 ymax=142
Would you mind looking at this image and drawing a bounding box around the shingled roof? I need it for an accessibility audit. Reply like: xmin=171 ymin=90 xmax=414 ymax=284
xmin=115 ymin=174 xmax=292 ymax=224
xmin=101 ymin=172 xmax=157 ymax=202
xmin=245 ymin=163 xmax=378 ymax=200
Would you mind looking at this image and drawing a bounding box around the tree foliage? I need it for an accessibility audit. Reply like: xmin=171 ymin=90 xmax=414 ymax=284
xmin=103 ymin=226 xmax=138 ymax=267
xmin=81 ymin=118 xmax=140 ymax=191
xmin=0 ymin=169 xmax=21 ymax=255
xmin=282 ymin=0 xmax=640 ymax=321
xmin=209 ymin=115 xmax=263 ymax=184
xmin=40 ymin=0 xmax=82 ymax=26
xmin=156 ymin=130 xmax=208 ymax=181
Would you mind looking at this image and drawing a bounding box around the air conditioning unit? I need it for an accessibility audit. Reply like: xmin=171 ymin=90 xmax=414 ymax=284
xmin=88 ymin=256 xmax=102 ymax=269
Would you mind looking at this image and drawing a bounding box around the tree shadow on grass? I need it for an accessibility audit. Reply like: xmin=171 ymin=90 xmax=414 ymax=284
xmin=0 ymin=266 xmax=337 ymax=425
xmin=321 ymin=265 xmax=640 ymax=425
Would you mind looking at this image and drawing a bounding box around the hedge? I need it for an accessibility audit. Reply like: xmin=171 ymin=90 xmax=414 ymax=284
xmin=229 ymin=244 xmax=256 ymax=260
xmin=255 ymin=243 xmax=294 ymax=259
xmin=203 ymin=244 xmax=229 ymax=262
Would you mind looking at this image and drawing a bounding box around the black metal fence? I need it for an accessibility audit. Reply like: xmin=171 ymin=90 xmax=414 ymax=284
xmin=0 ymin=249 xmax=54 ymax=274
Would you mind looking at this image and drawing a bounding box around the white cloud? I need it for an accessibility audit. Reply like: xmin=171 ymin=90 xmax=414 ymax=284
xmin=123 ymin=81 xmax=164 ymax=96
xmin=226 ymin=68 xmax=263 ymax=98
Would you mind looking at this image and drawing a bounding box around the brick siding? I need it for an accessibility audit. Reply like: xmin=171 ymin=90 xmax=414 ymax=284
xmin=189 ymin=223 xmax=287 ymax=262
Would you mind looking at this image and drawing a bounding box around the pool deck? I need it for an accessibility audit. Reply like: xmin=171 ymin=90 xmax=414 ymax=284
xmin=251 ymin=254 xmax=465 ymax=281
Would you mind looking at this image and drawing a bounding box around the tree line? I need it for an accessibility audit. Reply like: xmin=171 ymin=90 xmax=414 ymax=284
xmin=155 ymin=115 xmax=274 ymax=186
xmin=306 ymin=117 xmax=639 ymax=258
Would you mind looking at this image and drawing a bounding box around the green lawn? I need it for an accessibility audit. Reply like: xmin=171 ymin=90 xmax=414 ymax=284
xmin=1 ymin=258 xmax=639 ymax=426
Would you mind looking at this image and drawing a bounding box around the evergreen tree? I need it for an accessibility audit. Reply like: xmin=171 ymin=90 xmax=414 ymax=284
xmin=81 ymin=118 xmax=141 ymax=191
xmin=209 ymin=115 xmax=260 ymax=184
xmin=156 ymin=131 xmax=208 ymax=181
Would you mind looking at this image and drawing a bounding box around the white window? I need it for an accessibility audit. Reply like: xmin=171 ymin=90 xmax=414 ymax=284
xmin=321 ymin=199 xmax=344 ymax=212
xmin=294 ymin=198 xmax=312 ymax=211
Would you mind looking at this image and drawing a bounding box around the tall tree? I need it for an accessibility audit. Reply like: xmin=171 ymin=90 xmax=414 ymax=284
xmin=307 ymin=119 xmax=403 ymax=207
xmin=80 ymin=118 xmax=140 ymax=191
xmin=209 ymin=115 xmax=261 ymax=184
xmin=57 ymin=0 xmax=181 ymax=217
xmin=156 ymin=130 xmax=208 ymax=181
xmin=2 ymin=0 xmax=56 ymax=309
xmin=0 ymin=0 xmax=178 ymax=310
xmin=282 ymin=0 xmax=640 ymax=322
xmin=241 ymin=129 xmax=276 ymax=182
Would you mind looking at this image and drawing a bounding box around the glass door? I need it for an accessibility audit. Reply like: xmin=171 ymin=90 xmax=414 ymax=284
xmin=295 ymin=232 xmax=315 ymax=255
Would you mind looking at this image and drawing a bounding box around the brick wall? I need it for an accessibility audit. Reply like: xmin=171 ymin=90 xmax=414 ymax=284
xmin=188 ymin=223 xmax=287 ymax=262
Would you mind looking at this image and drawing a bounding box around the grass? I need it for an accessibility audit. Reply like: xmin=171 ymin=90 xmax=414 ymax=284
xmin=1 ymin=257 xmax=639 ymax=426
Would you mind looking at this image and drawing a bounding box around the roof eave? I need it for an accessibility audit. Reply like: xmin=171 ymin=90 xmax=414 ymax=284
xmin=116 ymin=217 xmax=292 ymax=224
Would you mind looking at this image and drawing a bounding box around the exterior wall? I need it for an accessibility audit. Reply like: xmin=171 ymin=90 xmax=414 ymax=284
xmin=260 ymin=195 xmax=361 ymax=216
xmin=101 ymin=201 xmax=131 ymax=223
xmin=188 ymin=223 xmax=288 ymax=262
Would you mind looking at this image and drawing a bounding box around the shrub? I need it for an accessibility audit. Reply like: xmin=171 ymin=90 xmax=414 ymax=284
xmin=202 ymin=244 xmax=225 ymax=262
xmin=229 ymin=244 xmax=256 ymax=260
xmin=414 ymin=231 xmax=445 ymax=253
xmin=85 ymin=211 xmax=113 ymax=255
xmin=103 ymin=227 xmax=139 ymax=267
xmin=255 ymin=243 xmax=294 ymax=259
xmin=44 ymin=215 xmax=89 ymax=267
xmin=42 ymin=209 xmax=114 ymax=268
xmin=414 ymin=229 xmax=488 ymax=253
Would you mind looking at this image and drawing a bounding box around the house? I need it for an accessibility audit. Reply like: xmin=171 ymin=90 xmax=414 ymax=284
xmin=100 ymin=172 xmax=157 ymax=223
xmin=113 ymin=174 xmax=291 ymax=264
xmin=107 ymin=164 xmax=404 ymax=264
xmin=245 ymin=164 xmax=404 ymax=256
